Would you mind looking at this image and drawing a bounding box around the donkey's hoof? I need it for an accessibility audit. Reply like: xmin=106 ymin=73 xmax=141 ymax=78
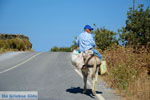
xmin=83 ymin=90 xmax=87 ymax=94
xmin=92 ymin=91 xmax=96 ymax=96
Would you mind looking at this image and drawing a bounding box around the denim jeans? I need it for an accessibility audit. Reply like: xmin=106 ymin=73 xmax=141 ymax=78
xmin=91 ymin=49 xmax=103 ymax=60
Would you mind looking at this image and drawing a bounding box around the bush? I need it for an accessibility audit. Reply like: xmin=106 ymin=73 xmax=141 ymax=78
xmin=50 ymin=46 xmax=72 ymax=52
xmin=0 ymin=34 xmax=32 ymax=53
xmin=94 ymin=28 xmax=118 ymax=51
xmin=120 ymin=5 xmax=150 ymax=51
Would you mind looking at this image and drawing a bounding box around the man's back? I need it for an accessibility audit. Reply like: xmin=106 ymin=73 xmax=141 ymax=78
xmin=77 ymin=31 xmax=96 ymax=52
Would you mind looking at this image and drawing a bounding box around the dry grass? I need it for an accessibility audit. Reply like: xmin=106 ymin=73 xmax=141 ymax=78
xmin=99 ymin=46 xmax=150 ymax=100
xmin=0 ymin=48 xmax=33 ymax=54
xmin=0 ymin=48 xmax=15 ymax=54
xmin=0 ymin=35 xmax=32 ymax=54
xmin=0 ymin=37 xmax=32 ymax=54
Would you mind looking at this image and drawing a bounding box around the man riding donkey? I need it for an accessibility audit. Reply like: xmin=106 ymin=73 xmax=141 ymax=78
xmin=73 ymin=25 xmax=103 ymax=95
xmin=76 ymin=25 xmax=103 ymax=64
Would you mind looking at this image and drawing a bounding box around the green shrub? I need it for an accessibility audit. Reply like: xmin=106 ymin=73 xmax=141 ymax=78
xmin=120 ymin=5 xmax=150 ymax=51
xmin=50 ymin=46 xmax=72 ymax=52
xmin=94 ymin=28 xmax=118 ymax=51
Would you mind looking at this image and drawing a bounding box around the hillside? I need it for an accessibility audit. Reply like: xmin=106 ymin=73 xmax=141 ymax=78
xmin=0 ymin=33 xmax=32 ymax=53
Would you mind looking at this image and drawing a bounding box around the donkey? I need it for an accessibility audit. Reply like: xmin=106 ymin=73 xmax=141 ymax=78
xmin=81 ymin=50 xmax=101 ymax=95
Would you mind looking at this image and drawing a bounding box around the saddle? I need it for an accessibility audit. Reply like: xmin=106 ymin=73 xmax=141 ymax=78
xmin=82 ymin=50 xmax=97 ymax=68
xmin=71 ymin=49 xmax=98 ymax=69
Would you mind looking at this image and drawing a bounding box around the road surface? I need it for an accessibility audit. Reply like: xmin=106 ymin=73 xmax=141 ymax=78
xmin=0 ymin=52 xmax=121 ymax=100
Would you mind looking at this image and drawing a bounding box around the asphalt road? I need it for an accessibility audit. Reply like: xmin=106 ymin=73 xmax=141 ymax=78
xmin=0 ymin=52 xmax=121 ymax=100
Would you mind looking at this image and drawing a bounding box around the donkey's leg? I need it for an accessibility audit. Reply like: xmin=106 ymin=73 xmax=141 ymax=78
xmin=82 ymin=69 xmax=88 ymax=94
xmin=92 ymin=64 xmax=99 ymax=96
xmin=91 ymin=58 xmax=97 ymax=80
xmin=83 ymin=73 xmax=88 ymax=94
xmin=92 ymin=71 xmax=99 ymax=95
xmin=92 ymin=76 xmax=96 ymax=95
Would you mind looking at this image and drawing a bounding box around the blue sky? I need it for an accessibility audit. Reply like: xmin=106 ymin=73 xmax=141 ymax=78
xmin=0 ymin=0 xmax=149 ymax=51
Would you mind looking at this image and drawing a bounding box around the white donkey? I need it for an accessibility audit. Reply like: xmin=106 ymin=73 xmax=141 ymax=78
xmin=71 ymin=50 xmax=101 ymax=95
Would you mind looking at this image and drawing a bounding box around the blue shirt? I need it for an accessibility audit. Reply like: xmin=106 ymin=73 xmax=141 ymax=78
xmin=76 ymin=31 xmax=96 ymax=52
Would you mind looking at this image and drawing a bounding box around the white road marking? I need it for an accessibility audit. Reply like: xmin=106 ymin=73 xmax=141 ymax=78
xmin=0 ymin=52 xmax=42 ymax=74
xmin=74 ymin=68 xmax=105 ymax=100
